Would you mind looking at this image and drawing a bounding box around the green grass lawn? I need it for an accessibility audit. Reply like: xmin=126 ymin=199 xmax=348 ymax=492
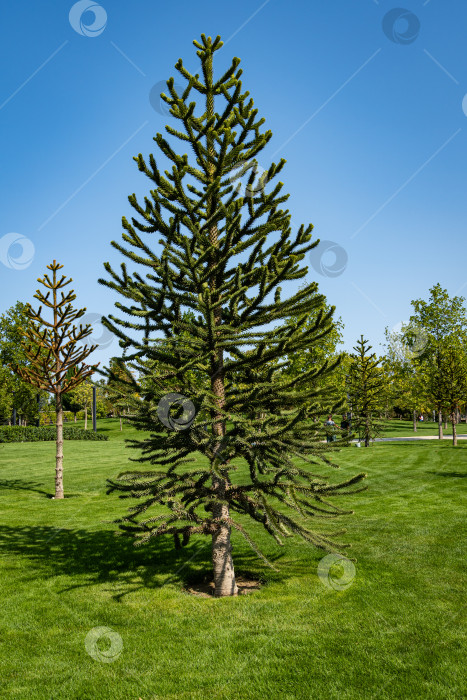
xmin=379 ymin=418 xmax=467 ymax=438
xmin=0 ymin=419 xmax=465 ymax=699
xmin=65 ymin=415 xmax=467 ymax=440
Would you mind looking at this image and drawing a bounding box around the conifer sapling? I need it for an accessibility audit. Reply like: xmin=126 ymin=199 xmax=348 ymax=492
xmin=14 ymin=261 xmax=98 ymax=498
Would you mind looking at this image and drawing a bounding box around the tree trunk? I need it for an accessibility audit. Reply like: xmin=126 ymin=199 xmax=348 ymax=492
xmin=364 ymin=416 xmax=370 ymax=447
xmin=210 ymin=365 xmax=237 ymax=597
xmin=204 ymin=44 xmax=238 ymax=598
xmin=444 ymin=415 xmax=448 ymax=430
xmin=119 ymin=415 xmax=122 ymax=431
xmin=212 ymin=475 xmax=237 ymax=597
xmin=413 ymin=409 xmax=417 ymax=433
xmin=438 ymin=410 xmax=443 ymax=440
xmin=452 ymin=413 xmax=457 ymax=447
xmin=74 ymin=413 xmax=77 ymax=423
xmin=84 ymin=406 xmax=88 ymax=430
xmin=55 ymin=392 xmax=64 ymax=498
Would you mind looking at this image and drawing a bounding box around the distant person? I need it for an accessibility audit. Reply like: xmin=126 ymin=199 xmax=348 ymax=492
xmin=340 ymin=414 xmax=350 ymax=431
xmin=419 ymin=415 xmax=424 ymax=422
xmin=324 ymin=415 xmax=337 ymax=442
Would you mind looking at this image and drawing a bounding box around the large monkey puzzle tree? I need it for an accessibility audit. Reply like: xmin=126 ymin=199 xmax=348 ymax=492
xmin=101 ymin=35 xmax=366 ymax=597
xmin=14 ymin=261 xmax=98 ymax=498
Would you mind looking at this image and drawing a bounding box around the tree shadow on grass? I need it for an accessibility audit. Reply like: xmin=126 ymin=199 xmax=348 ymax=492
xmin=0 ymin=479 xmax=50 ymax=496
xmin=0 ymin=524 xmax=285 ymax=601
xmin=0 ymin=479 xmax=80 ymax=498
xmin=426 ymin=471 xmax=467 ymax=478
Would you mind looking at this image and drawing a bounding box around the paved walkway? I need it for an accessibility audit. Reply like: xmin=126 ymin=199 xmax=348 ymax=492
xmin=353 ymin=435 xmax=467 ymax=442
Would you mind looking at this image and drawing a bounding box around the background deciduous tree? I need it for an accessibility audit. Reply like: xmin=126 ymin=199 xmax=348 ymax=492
xmin=281 ymin=291 xmax=345 ymax=414
xmin=71 ymin=380 xmax=94 ymax=430
xmin=383 ymin=322 xmax=428 ymax=431
xmin=0 ymin=302 xmax=45 ymax=425
xmin=408 ymin=284 xmax=467 ymax=438
xmin=431 ymin=339 xmax=467 ymax=446
xmin=104 ymin=358 xmax=139 ymax=431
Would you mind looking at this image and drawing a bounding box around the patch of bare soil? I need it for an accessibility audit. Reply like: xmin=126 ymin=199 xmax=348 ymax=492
xmin=184 ymin=576 xmax=262 ymax=598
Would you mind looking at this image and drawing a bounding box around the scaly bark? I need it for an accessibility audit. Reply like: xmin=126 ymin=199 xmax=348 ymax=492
xmin=53 ymin=274 xmax=64 ymax=500
xmin=205 ymin=40 xmax=238 ymax=597
xmin=452 ymin=413 xmax=457 ymax=447
xmin=55 ymin=391 xmax=64 ymax=498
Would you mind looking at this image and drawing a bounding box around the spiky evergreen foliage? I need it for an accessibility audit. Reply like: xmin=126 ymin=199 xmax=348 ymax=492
xmin=100 ymin=35 xmax=366 ymax=596
xmin=347 ymin=336 xmax=385 ymax=447
xmin=104 ymin=357 xmax=140 ymax=430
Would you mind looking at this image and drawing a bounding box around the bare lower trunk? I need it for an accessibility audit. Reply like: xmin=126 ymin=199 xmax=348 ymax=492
xmin=119 ymin=415 xmax=122 ymax=431
xmin=212 ymin=475 xmax=237 ymax=597
xmin=205 ymin=45 xmax=237 ymax=598
xmin=55 ymin=392 xmax=64 ymax=499
xmin=74 ymin=413 xmax=77 ymax=423
xmin=452 ymin=414 xmax=457 ymax=447
xmin=438 ymin=410 xmax=443 ymax=440
xmin=362 ymin=415 xmax=369 ymax=447
xmin=413 ymin=409 xmax=417 ymax=433
xmin=84 ymin=407 xmax=88 ymax=430
xmin=444 ymin=416 xmax=448 ymax=430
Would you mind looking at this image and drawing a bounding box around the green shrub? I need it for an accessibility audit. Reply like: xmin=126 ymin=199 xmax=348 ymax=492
xmin=0 ymin=426 xmax=108 ymax=443
xmin=39 ymin=411 xmax=75 ymax=426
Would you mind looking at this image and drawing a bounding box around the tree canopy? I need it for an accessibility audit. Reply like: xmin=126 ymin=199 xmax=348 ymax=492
xmin=100 ymin=34 xmax=367 ymax=596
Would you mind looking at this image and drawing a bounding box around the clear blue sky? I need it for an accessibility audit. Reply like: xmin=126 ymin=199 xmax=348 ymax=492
xmin=1 ymin=0 xmax=466 ymax=368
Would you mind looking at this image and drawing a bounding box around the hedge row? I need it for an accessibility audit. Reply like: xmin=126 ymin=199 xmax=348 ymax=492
xmin=39 ymin=411 xmax=76 ymax=426
xmin=0 ymin=426 xmax=108 ymax=443
xmin=39 ymin=410 xmax=107 ymax=425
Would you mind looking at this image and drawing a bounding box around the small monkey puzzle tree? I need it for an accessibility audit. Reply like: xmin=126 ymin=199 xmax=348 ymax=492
xmin=13 ymin=261 xmax=98 ymax=498
xmin=347 ymin=336 xmax=385 ymax=447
